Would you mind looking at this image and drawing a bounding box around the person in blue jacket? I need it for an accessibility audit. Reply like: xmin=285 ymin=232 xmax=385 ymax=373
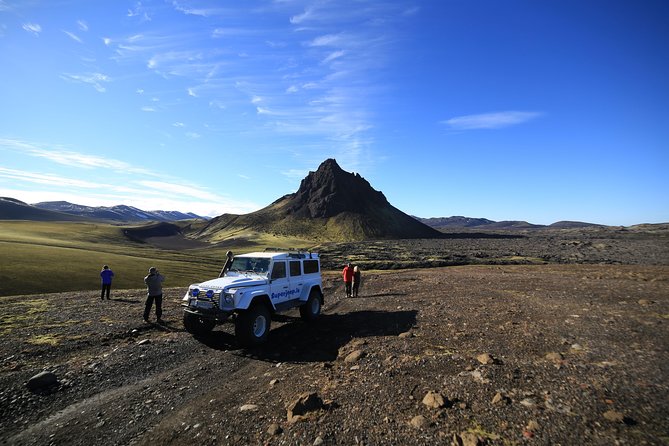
xmin=100 ymin=265 xmax=115 ymax=300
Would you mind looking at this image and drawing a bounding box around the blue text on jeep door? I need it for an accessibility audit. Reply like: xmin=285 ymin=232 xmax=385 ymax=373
xmin=269 ymin=261 xmax=298 ymax=305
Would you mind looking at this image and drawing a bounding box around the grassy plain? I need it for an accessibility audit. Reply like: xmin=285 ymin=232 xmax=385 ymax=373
xmin=0 ymin=221 xmax=230 ymax=296
xmin=197 ymin=224 xmax=317 ymax=249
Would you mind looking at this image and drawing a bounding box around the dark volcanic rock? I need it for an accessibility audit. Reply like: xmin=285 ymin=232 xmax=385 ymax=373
xmin=272 ymin=159 xmax=442 ymax=240
xmin=288 ymin=159 xmax=386 ymax=219
xmin=26 ymin=371 xmax=58 ymax=392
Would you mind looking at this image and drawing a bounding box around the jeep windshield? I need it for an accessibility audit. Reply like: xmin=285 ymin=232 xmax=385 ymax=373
xmin=229 ymin=257 xmax=270 ymax=275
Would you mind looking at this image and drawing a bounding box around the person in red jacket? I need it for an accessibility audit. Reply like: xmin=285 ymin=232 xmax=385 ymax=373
xmin=342 ymin=263 xmax=354 ymax=298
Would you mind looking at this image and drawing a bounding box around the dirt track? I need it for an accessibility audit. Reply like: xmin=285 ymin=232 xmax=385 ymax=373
xmin=1 ymin=264 xmax=668 ymax=445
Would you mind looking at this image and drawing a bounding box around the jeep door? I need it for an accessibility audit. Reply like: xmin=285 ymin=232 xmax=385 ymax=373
xmin=269 ymin=260 xmax=301 ymax=306
xmin=288 ymin=260 xmax=306 ymax=300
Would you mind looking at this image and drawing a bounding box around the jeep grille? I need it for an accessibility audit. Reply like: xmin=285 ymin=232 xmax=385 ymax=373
xmin=190 ymin=288 xmax=221 ymax=300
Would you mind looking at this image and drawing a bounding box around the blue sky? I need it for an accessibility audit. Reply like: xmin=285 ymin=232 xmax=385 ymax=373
xmin=0 ymin=0 xmax=667 ymax=226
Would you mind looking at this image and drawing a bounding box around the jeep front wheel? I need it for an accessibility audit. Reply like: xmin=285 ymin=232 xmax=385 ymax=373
xmin=300 ymin=290 xmax=322 ymax=322
xmin=235 ymin=304 xmax=271 ymax=347
xmin=183 ymin=312 xmax=216 ymax=335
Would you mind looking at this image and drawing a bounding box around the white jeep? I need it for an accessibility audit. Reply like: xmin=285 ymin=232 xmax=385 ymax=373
xmin=182 ymin=251 xmax=324 ymax=346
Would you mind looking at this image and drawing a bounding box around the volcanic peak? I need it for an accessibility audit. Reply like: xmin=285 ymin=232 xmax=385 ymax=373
xmin=287 ymin=159 xmax=388 ymax=219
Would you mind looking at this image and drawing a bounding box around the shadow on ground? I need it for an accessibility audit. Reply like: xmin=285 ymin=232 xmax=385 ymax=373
xmin=110 ymin=298 xmax=142 ymax=304
xmin=194 ymin=309 xmax=417 ymax=363
xmin=356 ymin=293 xmax=406 ymax=298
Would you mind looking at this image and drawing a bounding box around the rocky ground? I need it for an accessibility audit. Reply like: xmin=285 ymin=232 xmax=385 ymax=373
xmin=1 ymin=258 xmax=668 ymax=445
xmin=317 ymin=225 xmax=669 ymax=270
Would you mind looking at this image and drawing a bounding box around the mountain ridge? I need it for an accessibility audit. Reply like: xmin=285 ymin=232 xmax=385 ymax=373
xmin=416 ymin=216 xmax=606 ymax=230
xmin=2 ymin=194 xmax=659 ymax=230
xmin=0 ymin=197 xmax=206 ymax=222
xmin=0 ymin=197 xmax=89 ymax=222
xmin=32 ymin=201 xmax=205 ymax=222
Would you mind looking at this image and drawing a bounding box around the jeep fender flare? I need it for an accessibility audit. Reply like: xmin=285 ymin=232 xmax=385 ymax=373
xmin=306 ymin=285 xmax=323 ymax=304
xmin=236 ymin=293 xmax=274 ymax=312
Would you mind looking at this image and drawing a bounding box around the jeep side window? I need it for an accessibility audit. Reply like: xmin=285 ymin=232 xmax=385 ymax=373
xmin=289 ymin=260 xmax=301 ymax=277
xmin=271 ymin=261 xmax=286 ymax=280
xmin=303 ymin=260 xmax=319 ymax=274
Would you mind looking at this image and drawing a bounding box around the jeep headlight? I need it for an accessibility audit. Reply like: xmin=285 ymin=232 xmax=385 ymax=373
xmin=223 ymin=292 xmax=234 ymax=305
xmin=191 ymin=288 xmax=200 ymax=297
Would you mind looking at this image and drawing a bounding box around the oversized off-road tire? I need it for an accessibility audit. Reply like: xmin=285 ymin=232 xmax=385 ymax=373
xmin=300 ymin=289 xmax=322 ymax=322
xmin=235 ymin=303 xmax=271 ymax=347
xmin=183 ymin=312 xmax=215 ymax=335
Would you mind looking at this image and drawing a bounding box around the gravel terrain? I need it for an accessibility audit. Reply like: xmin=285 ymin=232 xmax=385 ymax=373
xmin=317 ymin=226 xmax=669 ymax=270
xmin=1 ymin=259 xmax=668 ymax=445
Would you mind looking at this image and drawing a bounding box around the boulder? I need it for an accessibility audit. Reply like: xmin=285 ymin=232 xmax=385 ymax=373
xmin=476 ymin=353 xmax=494 ymax=365
xmin=27 ymin=371 xmax=58 ymax=392
xmin=267 ymin=423 xmax=282 ymax=435
xmin=603 ymin=410 xmax=625 ymax=423
xmin=422 ymin=391 xmax=446 ymax=409
xmin=409 ymin=415 xmax=427 ymax=429
xmin=491 ymin=392 xmax=510 ymax=405
xmin=344 ymin=350 xmax=365 ymax=363
xmin=545 ymin=352 xmax=563 ymax=362
xmin=287 ymin=392 xmax=324 ymax=423
xmin=452 ymin=432 xmax=481 ymax=446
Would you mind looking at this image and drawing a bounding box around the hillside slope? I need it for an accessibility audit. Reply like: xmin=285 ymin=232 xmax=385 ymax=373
xmin=196 ymin=159 xmax=442 ymax=242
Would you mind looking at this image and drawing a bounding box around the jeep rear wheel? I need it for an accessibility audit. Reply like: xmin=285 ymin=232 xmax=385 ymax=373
xmin=235 ymin=304 xmax=271 ymax=347
xmin=300 ymin=290 xmax=322 ymax=322
xmin=183 ymin=312 xmax=216 ymax=335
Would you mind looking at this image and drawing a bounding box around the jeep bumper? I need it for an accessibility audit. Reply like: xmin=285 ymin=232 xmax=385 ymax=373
xmin=182 ymin=304 xmax=233 ymax=322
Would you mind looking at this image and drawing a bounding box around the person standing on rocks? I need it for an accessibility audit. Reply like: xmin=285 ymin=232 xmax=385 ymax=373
xmin=352 ymin=265 xmax=361 ymax=298
xmin=143 ymin=267 xmax=165 ymax=323
xmin=100 ymin=265 xmax=114 ymax=300
xmin=342 ymin=263 xmax=354 ymax=298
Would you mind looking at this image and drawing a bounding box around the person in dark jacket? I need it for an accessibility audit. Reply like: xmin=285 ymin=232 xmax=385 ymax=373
xmin=143 ymin=267 xmax=165 ymax=323
xmin=352 ymin=265 xmax=361 ymax=298
xmin=100 ymin=265 xmax=114 ymax=300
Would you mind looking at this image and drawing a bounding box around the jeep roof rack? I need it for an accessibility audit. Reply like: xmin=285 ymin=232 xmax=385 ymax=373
xmin=262 ymin=247 xmax=317 ymax=259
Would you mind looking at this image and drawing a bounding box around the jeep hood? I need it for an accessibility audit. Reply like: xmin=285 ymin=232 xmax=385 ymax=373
xmin=192 ymin=275 xmax=268 ymax=290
